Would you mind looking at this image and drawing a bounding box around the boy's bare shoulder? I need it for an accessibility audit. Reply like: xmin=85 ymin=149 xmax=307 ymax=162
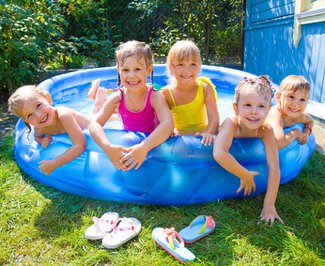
xmin=159 ymin=85 xmax=171 ymax=96
xmin=56 ymin=107 xmax=87 ymax=120
xmin=267 ymin=106 xmax=281 ymax=121
xmin=56 ymin=106 xmax=75 ymax=117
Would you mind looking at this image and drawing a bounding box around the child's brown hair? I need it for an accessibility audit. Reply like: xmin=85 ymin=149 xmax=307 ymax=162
xmin=279 ymin=75 xmax=310 ymax=94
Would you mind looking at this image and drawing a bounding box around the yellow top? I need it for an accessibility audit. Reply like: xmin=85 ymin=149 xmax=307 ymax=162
xmin=169 ymin=77 xmax=217 ymax=134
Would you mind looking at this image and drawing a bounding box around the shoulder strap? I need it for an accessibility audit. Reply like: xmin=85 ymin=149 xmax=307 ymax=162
xmin=168 ymin=88 xmax=177 ymax=106
xmin=196 ymin=76 xmax=218 ymax=101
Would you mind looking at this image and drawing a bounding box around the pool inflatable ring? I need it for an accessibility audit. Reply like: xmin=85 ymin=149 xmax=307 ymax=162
xmin=13 ymin=65 xmax=315 ymax=205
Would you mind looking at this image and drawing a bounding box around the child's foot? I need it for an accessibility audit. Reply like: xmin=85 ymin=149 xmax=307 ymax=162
xmin=88 ymin=79 xmax=101 ymax=100
xmin=93 ymin=86 xmax=108 ymax=113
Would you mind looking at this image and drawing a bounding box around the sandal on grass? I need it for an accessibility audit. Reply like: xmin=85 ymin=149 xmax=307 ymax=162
xmin=152 ymin=227 xmax=196 ymax=263
xmin=85 ymin=212 xmax=119 ymax=240
xmin=102 ymin=217 xmax=141 ymax=249
xmin=179 ymin=215 xmax=215 ymax=244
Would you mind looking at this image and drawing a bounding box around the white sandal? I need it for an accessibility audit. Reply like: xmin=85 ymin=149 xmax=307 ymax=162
xmin=85 ymin=212 xmax=119 ymax=240
xmin=102 ymin=217 xmax=141 ymax=249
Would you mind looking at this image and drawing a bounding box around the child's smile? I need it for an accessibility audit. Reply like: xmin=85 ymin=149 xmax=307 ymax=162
xmin=280 ymin=89 xmax=309 ymax=118
xmin=22 ymin=97 xmax=54 ymax=128
xmin=119 ymin=57 xmax=150 ymax=91
xmin=235 ymin=91 xmax=270 ymax=131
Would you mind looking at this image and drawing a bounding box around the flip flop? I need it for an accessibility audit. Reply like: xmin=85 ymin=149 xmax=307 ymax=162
xmin=152 ymin=227 xmax=196 ymax=263
xmin=85 ymin=212 xmax=119 ymax=240
xmin=179 ymin=215 xmax=215 ymax=244
xmin=102 ymin=217 xmax=141 ymax=249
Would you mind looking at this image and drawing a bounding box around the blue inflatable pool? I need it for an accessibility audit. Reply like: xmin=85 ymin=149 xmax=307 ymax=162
xmin=13 ymin=65 xmax=315 ymax=205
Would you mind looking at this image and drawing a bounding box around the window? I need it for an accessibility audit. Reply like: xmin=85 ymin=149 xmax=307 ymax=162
xmin=294 ymin=0 xmax=325 ymax=45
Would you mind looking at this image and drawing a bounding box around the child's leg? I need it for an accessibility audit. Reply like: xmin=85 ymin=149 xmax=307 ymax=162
xmin=93 ymin=86 xmax=108 ymax=114
xmin=88 ymin=79 xmax=101 ymax=100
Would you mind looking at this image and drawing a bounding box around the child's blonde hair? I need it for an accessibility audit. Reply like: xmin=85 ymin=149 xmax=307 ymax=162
xmin=115 ymin=40 xmax=153 ymax=88
xmin=8 ymin=85 xmax=51 ymax=134
xmin=166 ymin=40 xmax=202 ymax=77
xmin=8 ymin=85 xmax=50 ymax=117
xmin=279 ymin=75 xmax=310 ymax=94
xmin=234 ymin=76 xmax=274 ymax=104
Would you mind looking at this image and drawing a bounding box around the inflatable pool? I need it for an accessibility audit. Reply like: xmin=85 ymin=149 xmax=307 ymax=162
xmin=13 ymin=65 xmax=315 ymax=205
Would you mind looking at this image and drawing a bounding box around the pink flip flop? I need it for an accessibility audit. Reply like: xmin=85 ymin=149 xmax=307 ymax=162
xmin=102 ymin=217 xmax=141 ymax=249
xmin=152 ymin=227 xmax=196 ymax=263
xmin=85 ymin=212 xmax=119 ymax=240
xmin=179 ymin=215 xmax=215 ymax=244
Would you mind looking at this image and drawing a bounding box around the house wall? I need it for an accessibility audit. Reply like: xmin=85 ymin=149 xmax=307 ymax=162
xmin=244 ymin=0 xmax=325 ymax=105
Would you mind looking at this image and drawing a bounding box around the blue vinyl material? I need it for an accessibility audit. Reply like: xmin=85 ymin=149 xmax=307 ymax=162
xmin=13 ymin=65 xmax=315 ymax=205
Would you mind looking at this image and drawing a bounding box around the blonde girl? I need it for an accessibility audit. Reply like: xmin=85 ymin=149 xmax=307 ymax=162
xmin=8 ymin=85 xmax=90 ymax=175
xmin=266 ymin=75 xmax=313 ymax=149
xmin=89 ymin=40 xmax=174 ymax=171
xmin=213 ymin=76 xmax=283 ymax=225
xmin=161 ymin=40 xmax=219 ymax=145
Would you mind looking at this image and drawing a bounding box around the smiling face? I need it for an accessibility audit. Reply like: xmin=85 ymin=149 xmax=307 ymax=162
xmin=277 ymin=88 xmax=309 ymax=119
xmin=277 ymin=75 xmax=310 ymax=119
xmin=118 ymin=56 xmax=152 ymax=92
xmin=167 ymin=40 xmax=202 ymax=86
xmin=21 ymin=94 xmax=55 ymax=128
xmin=171 ymin=56 xmax=200 ymax=85
xmin=234 ymin=88 xmax=271 ymax=130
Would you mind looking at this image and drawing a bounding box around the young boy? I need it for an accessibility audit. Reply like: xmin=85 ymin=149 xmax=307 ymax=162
xmin=266 ymin=75 xmax=314 ymax=149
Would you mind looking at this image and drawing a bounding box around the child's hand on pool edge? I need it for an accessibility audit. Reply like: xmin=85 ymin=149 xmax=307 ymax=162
xmin=103 ymin=144 xmax=128 ymax=171
xmin=40 ymin=136 xmax=53 ymax=148
xmin=195 ymin=132 xmax=216 ymax=146
xmin=121 ymin=143 xmax=149 ymax=171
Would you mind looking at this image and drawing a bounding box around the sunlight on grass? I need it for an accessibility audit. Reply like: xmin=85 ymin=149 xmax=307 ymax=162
xmin=0 ymin=134 xmax=324 ymax=265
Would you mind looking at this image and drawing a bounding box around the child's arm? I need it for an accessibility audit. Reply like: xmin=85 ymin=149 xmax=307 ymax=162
xmin=34 ymin=129 xmax=52 ymax=148
xmin=299 ymin=113 xmax=314 ymax=144
xmin=267 ymin=108 xmax=304 ymax=149
xmin=122 ymin=92 xmax=174 ymax=171
xmin=200 ymin=83 xmax=219 ymax=146
xmin=213 ymin=118 xmax=258 ymax=196
xmin=38 ymin=110 xmax=87 ymax=175
xmin=259 ymin=125 xmax=284 ymax=225
xmin=89 ymin=93 xmax=128 ymax=170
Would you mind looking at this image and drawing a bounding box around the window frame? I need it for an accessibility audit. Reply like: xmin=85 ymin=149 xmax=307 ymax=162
xmin=293 ymin=0 xmax=325 ymax=45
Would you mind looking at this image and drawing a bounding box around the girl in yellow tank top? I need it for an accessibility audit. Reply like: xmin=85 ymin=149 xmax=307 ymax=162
xmin=161 ymin=40 xmax=220 ymax=146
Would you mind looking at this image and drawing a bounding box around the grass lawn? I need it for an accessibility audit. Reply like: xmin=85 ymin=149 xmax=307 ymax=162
xmin=0 ymin=134 xmax=324 ymax=265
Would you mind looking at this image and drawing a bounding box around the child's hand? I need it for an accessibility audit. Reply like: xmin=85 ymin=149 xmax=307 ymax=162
xmin=41 ymin=136 xmax=53 ymax=148
xmin=291 ymin=128 xmax=307 ymax=145
xmin=237 ymin=171 xmax=258 ymax=196
xmin=38 ymin=159 xmax=57 ymax=175
xmin=195 ymin=132 xmax=216 ymax=146
xmin=259 ymin=203 xmax=284 ymax=226
xmin=103 ymin=144 xmax=128 ymax=170
xmin=296 ymin=132 xmax=308 ymax=145
xmin=122 ymin=143 xmax=149 ymax=171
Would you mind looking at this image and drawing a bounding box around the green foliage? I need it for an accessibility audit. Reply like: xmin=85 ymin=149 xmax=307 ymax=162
xmin=45 ymin=54 xmax=88 ymax=70
xmin=0 ymin=134 xmax=324 ymax=264
xmin=0 ymin=2 xmax=67 ymax=95
xmin=0 ymin=0 xmax=243 ymax=98
xmin=148 ymin=0 xmax=243 ymax=64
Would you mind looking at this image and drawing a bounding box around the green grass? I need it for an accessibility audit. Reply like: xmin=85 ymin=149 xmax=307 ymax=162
xmin=0 ymin=134 xmax=324 ymax=265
